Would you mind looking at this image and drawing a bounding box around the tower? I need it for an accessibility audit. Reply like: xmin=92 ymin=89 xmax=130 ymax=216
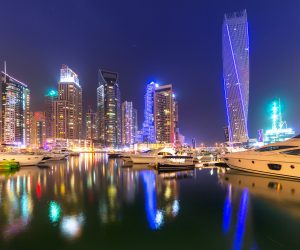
xmin=97 ymin=69 xmax=121 ymax=148
xmin=223 ymin=10 xmax=249 ymax=142
xmin=54 ymin=65 xmax=82 ymax=139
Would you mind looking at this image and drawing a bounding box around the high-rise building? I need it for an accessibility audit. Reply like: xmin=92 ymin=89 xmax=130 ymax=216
xmin=132 ymin=108 xmax=138 ymax=144
xmin=54 ymin=65 xmax=82 ymax=139
xmin=45 ymin=89 xmax=58 ymax=139
xmin=97 ymin=69 xmax=121 ymax=147
xmin=30 ymin=111 xmax=46 ymax=148
xmin=154 ymin=84 xmax=175 ymax=143
xmin=86 ymin=107 xmax=97 ymax=140
xmin=222 ymin=10 xmax=249 ymax=142
xmin=0 ymin=72 xmax=30 ymax=145
xmin=121 ymin=101 xmax=136 ymax=145
xmin=142 ymin=82 xmax=156 ymax=143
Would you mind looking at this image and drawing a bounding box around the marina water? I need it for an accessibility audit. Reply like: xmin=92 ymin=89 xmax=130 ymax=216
xmin=0 ymin=153 xmax=299 ymax=249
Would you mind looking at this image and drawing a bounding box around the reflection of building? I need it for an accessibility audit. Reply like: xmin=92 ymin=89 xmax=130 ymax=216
xmin=97 ymin=69 xmax=121 ymax=147
xmin=30 ymin=111 xmax=46 ymax=148
xmin=86 ymin=107 xmax=97 ymax=140
xmin=154 ymin=84 xmax=175 ymax=143
xmin=45 ymin=89 xmax=58 ymax=138
xmin=142 ymin=82 xmax=156 ymax=143
xmin=223 ymin=10 xmax=249 ymax=143
xmin=0 ymin=71 xmax=30 ymax=145
xmin=141 ymin=170 xmax=179 ymax=230
xmin=54 ymin=65 xmax=83 ymax=139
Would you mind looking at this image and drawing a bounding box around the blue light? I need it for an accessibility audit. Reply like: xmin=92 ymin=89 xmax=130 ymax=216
xmin=141 ymin=170 xmax=163 ymax=230
xmin=222 ymin=185 xmax=232 ymax=234
xmin=233 ymin=189 xmax=249 ymax=250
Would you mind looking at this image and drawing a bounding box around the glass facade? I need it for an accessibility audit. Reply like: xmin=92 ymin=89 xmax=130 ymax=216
xmin=223 ymin=10 xmax=249 ymax=142
xmin=97 ymin=69 xmax=121 ymax=147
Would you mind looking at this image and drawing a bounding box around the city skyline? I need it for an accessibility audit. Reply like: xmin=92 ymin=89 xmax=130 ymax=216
xmin=1 ymin=1 xmax=300 ymax=144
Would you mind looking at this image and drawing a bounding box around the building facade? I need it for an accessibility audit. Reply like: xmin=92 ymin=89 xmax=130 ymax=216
xmin=54 ymin=65 xmax=82 ymax=139
xmin=0 ymin=72 xmax=30 ymax=146
xmin=86 ymin=107 xmax=97 ymax=140
xmin=154 ymin=84 xmax=175 ymax=143
xmin=97 ymin=69 xmax=121 ymax=148
xmin=222 ymin=10 xmax=249 ymax=142
xmin=142 ymin=82 xmax=156 ymax=143
xmin=45 ymin=89 xmax=58 ymax=139
xmin=121 ymin=101 xmax=136 ymax=145
xmin=30 ymin=111 xmax=46 ymax=148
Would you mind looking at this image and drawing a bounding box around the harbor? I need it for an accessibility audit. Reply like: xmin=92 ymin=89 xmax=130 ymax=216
xmin=0 ymin=153 xmax=300 ymax=249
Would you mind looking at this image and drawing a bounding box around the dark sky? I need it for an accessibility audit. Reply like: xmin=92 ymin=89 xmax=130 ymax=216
xmin=1 ymin=0 xmax=300 ymax=145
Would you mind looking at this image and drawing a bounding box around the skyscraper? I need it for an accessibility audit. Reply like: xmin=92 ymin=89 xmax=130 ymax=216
xmin=154 ymin=84 xmax=175 ymax=143
xmin=97 ymin=69 xmax=121 ymax=147
xmin=30 ymin=111 xmax=46 ymax=148
xmin=45 ymin=89 xmax=58 ymax=139
xmin=0 ymin=71 xmax=30 ymax=145
xmin=121 ymin=101 xmax=136 ymax=145
xmin=142 ymin=82 xmax=156 ymax=143
xmin=222 ymin=10 xmax=249 ymax=142
xmin=53 ymin=65 xmax=82 ymax=139
xmin=86 ymin=107 xmax=97 ymax=140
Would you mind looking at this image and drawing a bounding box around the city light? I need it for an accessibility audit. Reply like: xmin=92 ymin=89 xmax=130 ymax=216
xmin=49 ymin=201 xmax=61 ymax=223
xmin=46 ymin=89 xmax=58 ymax=97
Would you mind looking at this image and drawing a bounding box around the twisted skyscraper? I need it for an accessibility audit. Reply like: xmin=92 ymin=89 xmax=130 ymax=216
xmin=223 ymin=10 xmax=249 ymax=142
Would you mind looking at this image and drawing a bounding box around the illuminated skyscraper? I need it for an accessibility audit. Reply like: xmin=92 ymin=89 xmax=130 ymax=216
xmin=154 ymin=84 xmax=175 ymax=143
xmin=223 ymin=10 xmax=249 ymax=142
xmin=45 ymin=89 xmax=58 ymax=138
xmin=142 ymin=82 xmax=156 ymax=143
xmin=121 ymin=101 xmax=136 ymax=145
xmin=30 ymin=111 xmax=46 ymax=148
xmin=54 ymin=65 xmax=82 ymax=139
xmin=0 ymin=71 xmax=30 ymax=145
xmin=86 ymin=107 xmax=97 ymax=140
xmin=97 ymin=69 xmax=121 ymax=147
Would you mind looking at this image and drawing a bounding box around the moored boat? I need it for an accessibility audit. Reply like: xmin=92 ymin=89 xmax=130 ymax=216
xmin=155 ymin=155 xmax=195 ymax=172
xmin=222 ymin=135 xmax=300 ymax=179
xmin=0 ymin=153 xmax=44 ymax=166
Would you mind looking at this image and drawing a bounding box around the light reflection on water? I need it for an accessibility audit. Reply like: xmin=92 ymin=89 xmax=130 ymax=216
xmin=0 ymin=155 xmax=300 ymax=249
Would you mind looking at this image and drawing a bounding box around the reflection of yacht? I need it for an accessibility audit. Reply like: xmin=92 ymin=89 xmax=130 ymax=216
xmin=222 ymin=136 xmax=300 ymax=179
xmin=159 ymin=170 xmax=194 ymax=180
xmin=220 ymin=170 xmax=300 ymax=218
xmin=130 ymin=148 xmax=176 ymax=164
xmin=0 ymin=153 xmax=44 ymax=166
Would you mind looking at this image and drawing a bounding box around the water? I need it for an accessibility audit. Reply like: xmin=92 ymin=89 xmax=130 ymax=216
xmin=0 ymin=153 xmax=300 ymax=249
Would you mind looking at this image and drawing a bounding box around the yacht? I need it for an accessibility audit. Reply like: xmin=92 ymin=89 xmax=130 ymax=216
xmin=0 ymin=153 xmax=44 ymax=166
xmin=130 ymin=148 xmax=176 ymax=164
xmin=222 ymin=135 xmax=300 ymax=179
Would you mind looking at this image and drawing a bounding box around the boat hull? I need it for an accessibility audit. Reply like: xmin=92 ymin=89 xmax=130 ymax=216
xmin=0 ymin=155 xmax=44 ymax=166
xmin=130 ymin=156 xmax=157 ymax=164
xmin=224 ymin=155 xmax=300 ymax=179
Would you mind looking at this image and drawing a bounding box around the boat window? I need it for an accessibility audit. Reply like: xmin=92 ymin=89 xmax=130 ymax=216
xmin=281 ymin=149 xmax=300 ymax=156
xmin=158 ymin=152 xmax=173 ymax=156
xmin=255 ymin=146 xmax=297 ymax=152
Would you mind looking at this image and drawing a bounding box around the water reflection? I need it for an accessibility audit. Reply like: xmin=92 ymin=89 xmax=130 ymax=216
xmin=0 ymin=153 xmax=184 ymax=242
xmin=219 ymin=169 xmax=300 ymax=250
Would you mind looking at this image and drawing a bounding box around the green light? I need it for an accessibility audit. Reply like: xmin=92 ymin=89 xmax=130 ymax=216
xmin=46 ymin=89 xmax=58 ymax=97
xmin=49 ymin=201 xmax=61 ymax=223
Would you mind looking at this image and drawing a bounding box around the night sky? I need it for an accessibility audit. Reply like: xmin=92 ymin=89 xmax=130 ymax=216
xmin=1 ymin=0 xmax=300 ymax=144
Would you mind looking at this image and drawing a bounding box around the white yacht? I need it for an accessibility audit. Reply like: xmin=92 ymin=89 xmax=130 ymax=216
xmin=0 ymin=153 xmax=44 ymax=166
xmin=130 ymin=148 xmax=176 ymax=164
xmin=222 ymin=135 xmax=300 ymax=179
